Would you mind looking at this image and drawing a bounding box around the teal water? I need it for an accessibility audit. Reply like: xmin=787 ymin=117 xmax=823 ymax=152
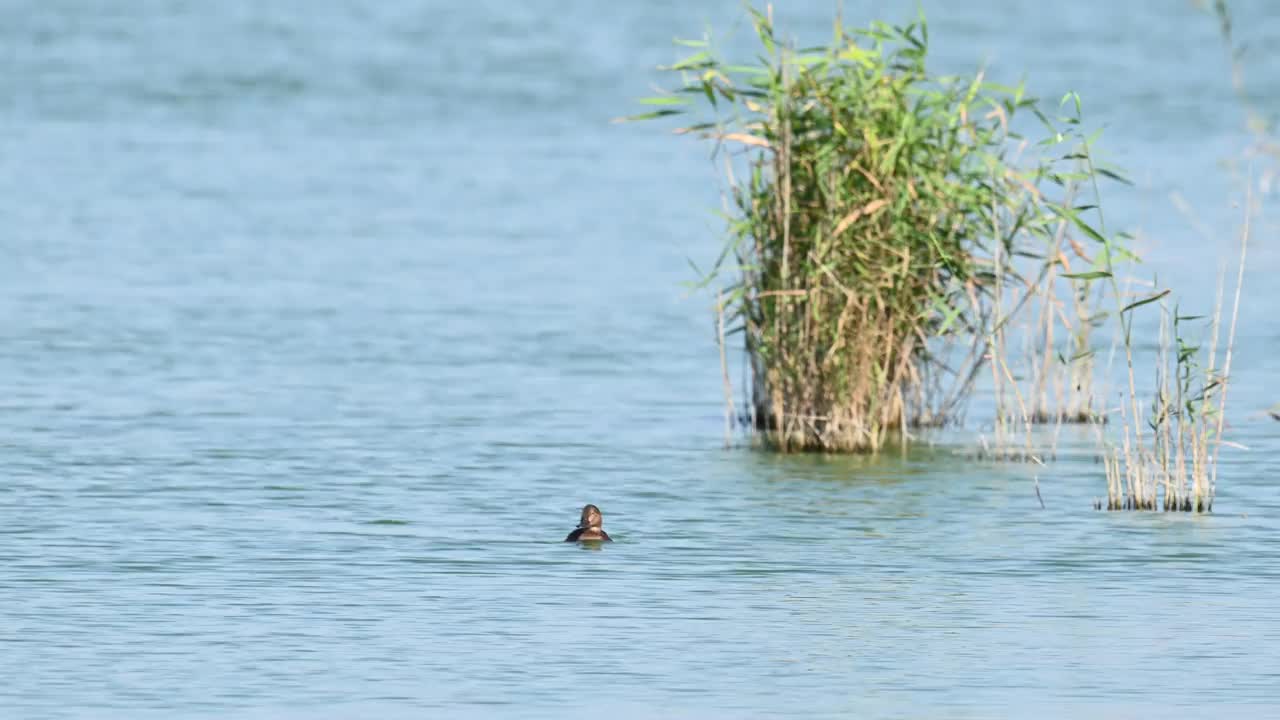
xmin=3 ymin=1 xmax=1279 ymax=718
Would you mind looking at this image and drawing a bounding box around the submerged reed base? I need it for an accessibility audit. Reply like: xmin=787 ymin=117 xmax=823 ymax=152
xmin=1029 ymin=409 xmax=1106 ymax=425
xmin=1096 ymin=448 xmax=1214 ymax=512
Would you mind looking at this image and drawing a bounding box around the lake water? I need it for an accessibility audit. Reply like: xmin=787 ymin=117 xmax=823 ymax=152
xmin=3 ymin=1 xmax=1279 ymax=718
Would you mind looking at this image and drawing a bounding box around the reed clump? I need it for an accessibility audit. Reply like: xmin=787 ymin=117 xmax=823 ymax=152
xmin=983 ymin=174 xmax=1115 ymax=466
xmin=630 ymin=7 xmax=1118 ymax=452
xmin=1094 ymin=1 xmax=1256 ymax=511
xmin=1023 ymin=258 xmax=1109 ymax=426
xmin=1097 ymin=196 xmax=1249 ymax=513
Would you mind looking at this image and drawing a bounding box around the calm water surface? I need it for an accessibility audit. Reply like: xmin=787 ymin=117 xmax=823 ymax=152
xmin=2 ymin=1 xmax=1279 ymax=718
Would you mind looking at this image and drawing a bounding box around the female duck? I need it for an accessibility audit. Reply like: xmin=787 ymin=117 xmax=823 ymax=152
xmin=564 ymin=504 xmax=612 ymax=542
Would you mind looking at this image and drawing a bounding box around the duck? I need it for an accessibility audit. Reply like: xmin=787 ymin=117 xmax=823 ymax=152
xmin=564 ymin=504 xmax=612 ymax=542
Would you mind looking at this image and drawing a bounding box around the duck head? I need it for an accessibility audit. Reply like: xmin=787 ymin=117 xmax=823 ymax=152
xmin=578 ymin=504 xmax=603 ymax=530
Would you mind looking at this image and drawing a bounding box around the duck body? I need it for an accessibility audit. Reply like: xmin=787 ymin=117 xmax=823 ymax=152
xmin=564 ymin=526 xmax=613 ymax=542
xmin=565 ymin=504 xmax=613 ymax=543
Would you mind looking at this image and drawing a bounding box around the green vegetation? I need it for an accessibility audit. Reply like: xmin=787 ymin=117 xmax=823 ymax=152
xmin=629 ymin=6 xmax=1121 ymax=452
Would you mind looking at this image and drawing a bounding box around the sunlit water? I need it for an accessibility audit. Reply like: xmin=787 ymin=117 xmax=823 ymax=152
xmin=2 ymin=1 xmax=1279 ymax=718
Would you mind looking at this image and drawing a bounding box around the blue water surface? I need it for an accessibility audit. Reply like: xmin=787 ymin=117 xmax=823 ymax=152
xmin=2 ymin=1 xmax=1279 ymax=718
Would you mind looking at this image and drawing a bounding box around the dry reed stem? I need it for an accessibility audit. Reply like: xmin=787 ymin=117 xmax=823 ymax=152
xmin=717 ymin=290 xmax=734 ymax=449
xmin=1209 ymin=181 xmax=1251 ymax=503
